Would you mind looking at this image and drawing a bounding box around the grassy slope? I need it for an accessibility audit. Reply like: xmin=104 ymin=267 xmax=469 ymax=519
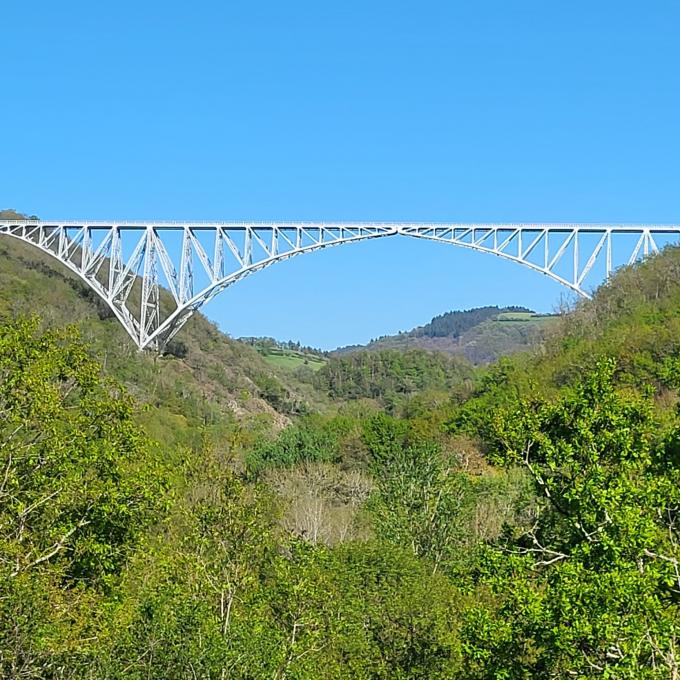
xmin=260 ymin=348 xmax=327 ymax=372
xmin=0 ymin=236 xmax=329 ymax=451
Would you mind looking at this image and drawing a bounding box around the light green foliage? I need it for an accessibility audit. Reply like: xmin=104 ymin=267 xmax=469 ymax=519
xmin=0 ymin=318 xmax=164 ymax=584
xmin=100 ymin=451 xmax=281 ymax=678
xmin=363 ymin=413 xmax=531 ymax=577
xmin=367 ymin=435 xmax=473 ymax=573
xmin=262 ymin=541 xmax=465 ymax=680
xmin=461 ymin=360 xmax=680 ymax=678
xmin=99 ymin=448 xmax=464 ymax=679
xmin=261 ymin=349 xmax=326 ymax=372
xmin=495 ymin=312 xmax=535 ymax=320
xmin=0 ymin=318 xmax=165 ymax=677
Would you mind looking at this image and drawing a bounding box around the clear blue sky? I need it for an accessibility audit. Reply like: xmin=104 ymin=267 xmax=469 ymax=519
xmin=2 ymin=1 xmax=679 ymax=348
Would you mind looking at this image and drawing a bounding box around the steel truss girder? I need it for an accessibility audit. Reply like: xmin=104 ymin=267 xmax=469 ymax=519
xmin=0 ymin=221 xmax=678 ymax=351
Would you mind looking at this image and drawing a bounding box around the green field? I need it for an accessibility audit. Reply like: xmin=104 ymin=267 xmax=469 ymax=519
xmin=260 ymin=349 xmax=327 ymax=372
xmin=496 ymin=311 xmax=535 ymax=321
xmin=496 ymin=312 xmax=557 ymax=323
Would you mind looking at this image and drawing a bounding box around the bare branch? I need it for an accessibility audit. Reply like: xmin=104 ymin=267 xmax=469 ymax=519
xmin=11 ymin=517 xmax=89 ymax=577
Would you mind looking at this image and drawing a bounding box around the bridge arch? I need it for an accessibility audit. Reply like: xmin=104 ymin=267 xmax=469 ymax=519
xmin=0 ymin=221 xmax=676 ymax=350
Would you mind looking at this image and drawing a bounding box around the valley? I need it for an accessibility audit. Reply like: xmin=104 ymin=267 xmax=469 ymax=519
xmin=0 ymin=219 xmax=679 ymax=678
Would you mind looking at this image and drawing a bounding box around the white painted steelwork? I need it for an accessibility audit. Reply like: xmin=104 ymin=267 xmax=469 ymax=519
xmin=0 ymin=221 xmax=678 ymax=350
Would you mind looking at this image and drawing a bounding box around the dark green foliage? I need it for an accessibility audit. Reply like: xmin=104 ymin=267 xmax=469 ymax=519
xmin=413 ymin=305 xmax=532 ymax=338
xmin=363 ymin=412 xmax=532 ymax=577
xmin=338 ymin=308 xmax=552 ymax=366
xmin=162 ymin=339 xmax=188 ymax=358
xmin=246 ymin=413 xmax=367 ymax=474
xmin=240 ymin=335 xmax=328 ymax=358
xmin=247 ymin=415 xmax=342 ymax=473
xmin=253 ymin=370 xmax=310 ymax=414
xmin=450 ymin=315 xmax=548 ymax=365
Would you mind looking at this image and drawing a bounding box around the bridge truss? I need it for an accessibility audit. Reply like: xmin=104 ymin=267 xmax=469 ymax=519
xmin=0 ymin=221 xmax=678 ymax=350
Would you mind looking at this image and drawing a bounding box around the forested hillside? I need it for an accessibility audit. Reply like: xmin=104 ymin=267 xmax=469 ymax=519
xmin=315 ymin=348 xmax=473 ymax=410
xmin=337 ymin=305 xmax=557 ymax=364
xmin=0 ymin=223 xmax=678 ymax=678
xmin=413 ymin=305 xmax=532 ymax=338
xmin=0 ymin=234 xmax=328 ymax=445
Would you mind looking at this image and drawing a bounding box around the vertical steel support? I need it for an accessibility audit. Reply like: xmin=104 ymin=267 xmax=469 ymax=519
xmin=109 ymin=227 xmax=122 ymax=296
xmin=57 ymin=226 xmax=67 ymax=259
xmin=271 ymin=227 xmax=279 ymax=257
xmin=244 ymin=228 xmax=253 ymax=265
xmin=81 ymin=227 xmax=91 ymax=270
xmin=573 ymin=230 xmax=579 ymax=285
xmin=179 ymin=227 xmax=193 ymax=304
xmin=648 ymin=231 xmax=658 ymax=253
xmin=213 ymin=228 xmax=224 ymax=280
xmin=140 ymin=227 xmax=159 ymax=347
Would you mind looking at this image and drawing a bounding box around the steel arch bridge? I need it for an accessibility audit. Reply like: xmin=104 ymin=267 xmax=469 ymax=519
xmin=1 ymin=220 xmax=678 ymax=351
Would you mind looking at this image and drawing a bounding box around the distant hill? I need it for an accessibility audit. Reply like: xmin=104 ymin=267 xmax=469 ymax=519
xmin=335 ymin=306 xmax=558 ymax=365
xmin=0 ymin=208 xmax=39 ymax=220
xmin=412 ymin=305 xmax=532 ymax=338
